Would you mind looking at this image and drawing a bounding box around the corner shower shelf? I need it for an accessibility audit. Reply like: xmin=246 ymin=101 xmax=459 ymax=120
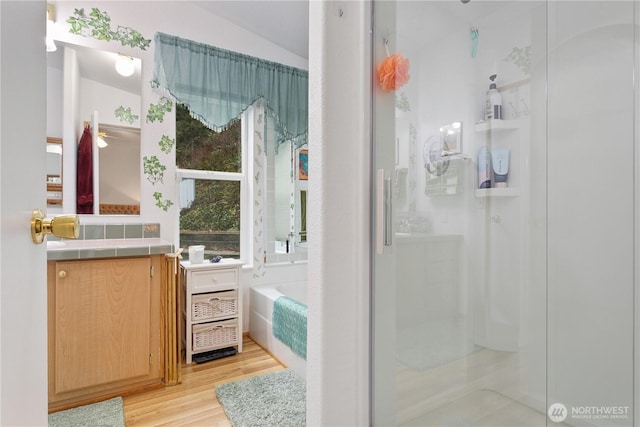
xmin=475 ymin=119 xmax=523 ymax=133
xmin=475 ymin=188 xmax=519 ymax=198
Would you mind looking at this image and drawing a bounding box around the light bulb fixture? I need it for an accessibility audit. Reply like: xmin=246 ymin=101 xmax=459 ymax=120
xmin=115 ymin=54 xmax=135 ymax=77
xmin=97 ymin=136 xmax=108 ymax=148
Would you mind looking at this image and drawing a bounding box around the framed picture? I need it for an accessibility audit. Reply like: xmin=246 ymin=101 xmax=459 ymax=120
xmin=299 ymin=149 xmax=308 ymax=180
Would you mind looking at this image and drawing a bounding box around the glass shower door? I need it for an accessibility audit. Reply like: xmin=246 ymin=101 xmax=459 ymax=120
xmin=371 ymin=1 xmax=636 ymax=426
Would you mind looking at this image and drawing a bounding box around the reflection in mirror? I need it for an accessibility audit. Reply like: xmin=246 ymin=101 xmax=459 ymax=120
xmin=268 ymin=139 xmax=308 ymax=260
xmin=46 ymin=41 xmax=142 ymax=215
xmin=97 ymin=124 xmax=140 ymax=215
xmin=274 ymin=141 xmax=293 ymax=251
xmin=47 ymin=137 xmax=63 ymax=206
xmin=439 ymin=121 xmax=463 ymax=155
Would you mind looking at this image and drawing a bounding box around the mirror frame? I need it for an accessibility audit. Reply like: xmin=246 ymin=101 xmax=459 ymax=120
xmin=46 ymin=137 xmax=63 ymax=206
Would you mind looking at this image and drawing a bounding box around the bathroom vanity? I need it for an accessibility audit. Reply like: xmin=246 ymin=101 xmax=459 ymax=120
xmin=47 ymin=237 xmax=173 ymax=412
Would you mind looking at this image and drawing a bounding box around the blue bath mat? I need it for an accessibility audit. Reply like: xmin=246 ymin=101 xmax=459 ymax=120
xmin=216 ymin=369 xmax=305 ymax=427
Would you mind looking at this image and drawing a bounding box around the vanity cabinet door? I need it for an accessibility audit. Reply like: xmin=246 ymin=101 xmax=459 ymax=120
xmin=48 ymin=256 xmax=162 ymax=410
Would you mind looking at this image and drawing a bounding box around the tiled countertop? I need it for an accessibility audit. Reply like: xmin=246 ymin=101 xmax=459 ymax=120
xmin=47 ymin=238 xmax=174 ymax=260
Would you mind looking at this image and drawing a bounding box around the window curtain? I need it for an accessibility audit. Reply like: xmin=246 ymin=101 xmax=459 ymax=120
xmin=152 ymin=32 xmax=308 ymax=149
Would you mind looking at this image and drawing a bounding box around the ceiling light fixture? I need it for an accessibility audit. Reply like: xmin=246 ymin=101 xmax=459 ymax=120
xmin=115 ymin=54 xmax=135 ymax=77
xmin=97 ymin=131 xmax=109 ymax=148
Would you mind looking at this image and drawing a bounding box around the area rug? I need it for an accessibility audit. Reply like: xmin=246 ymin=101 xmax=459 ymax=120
xmin=48 ymin=396 xmax=125 ymax=427
xmin=215 ymin=369 xmax=305 ymax=427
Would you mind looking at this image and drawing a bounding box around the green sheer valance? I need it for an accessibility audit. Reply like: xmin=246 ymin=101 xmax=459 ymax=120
xmin=152 ymin=32 xmax=308 ymax=147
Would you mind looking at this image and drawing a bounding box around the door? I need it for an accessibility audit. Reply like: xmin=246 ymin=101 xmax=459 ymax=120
xmin=0 ymin=1 xmax=49 ymax=425
xmin=371 ymin=1 xmax=637 ymax=426
xmin=49 ymin=257 xmax=161 ymax=407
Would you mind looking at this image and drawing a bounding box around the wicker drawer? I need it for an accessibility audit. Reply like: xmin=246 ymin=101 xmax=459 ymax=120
xmin=192 ymin=319 xmax=239 ymax=353
xmin=191 ymin=268 xmax=238 ymax=293
xmin=192 ymin=290 xmax=238 ymax=322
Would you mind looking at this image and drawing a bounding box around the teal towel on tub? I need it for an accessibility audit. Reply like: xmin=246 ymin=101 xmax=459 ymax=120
xmin=273 ymin=296 xmax=307 ymax=360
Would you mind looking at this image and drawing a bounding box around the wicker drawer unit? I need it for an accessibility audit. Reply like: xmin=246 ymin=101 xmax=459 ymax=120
xmin=192 ymin=319 xmax=239 ymax=352
xmin=181 ymin=260 xmax=243 ymax=364
xmin=191 ymin=268 xmax=238 ymax=293
xmin=191 ymin=290 xmax=238 ymax=322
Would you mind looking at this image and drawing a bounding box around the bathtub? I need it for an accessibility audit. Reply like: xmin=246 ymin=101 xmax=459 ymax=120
xmin=249 ymin=282 xmax=307 ymax=378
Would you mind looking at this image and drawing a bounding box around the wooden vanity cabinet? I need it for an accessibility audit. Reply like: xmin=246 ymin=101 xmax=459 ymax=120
xmin=47 ymin=256 xmax=164 ymax=411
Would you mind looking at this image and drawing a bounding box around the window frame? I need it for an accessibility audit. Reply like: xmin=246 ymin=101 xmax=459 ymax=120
xmin=175 ymin=108 xmax=253 ymax=267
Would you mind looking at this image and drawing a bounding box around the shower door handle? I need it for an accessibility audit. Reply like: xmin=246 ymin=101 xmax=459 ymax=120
xmin=376 ymin=169 xmax=393 ymax=254
xmin=384 ymin=176 xmax=392 ymax=246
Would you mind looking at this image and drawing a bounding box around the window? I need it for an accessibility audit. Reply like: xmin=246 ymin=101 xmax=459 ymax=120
xmin=176 ymin=104 xmax=248 ymax=262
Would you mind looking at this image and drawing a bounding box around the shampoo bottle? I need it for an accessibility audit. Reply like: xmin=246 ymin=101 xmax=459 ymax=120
xmin=491 ymin=148 xmax=510 ymax=188
xmin=484 ymin=74 xmax=502 ymax=120
xmin=477 ymin=146 xmax=491 ymax=189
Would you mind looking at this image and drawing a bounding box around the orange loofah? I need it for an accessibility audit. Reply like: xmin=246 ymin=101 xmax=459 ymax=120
xmin=377 ymin=53 xmax=410 ymax=91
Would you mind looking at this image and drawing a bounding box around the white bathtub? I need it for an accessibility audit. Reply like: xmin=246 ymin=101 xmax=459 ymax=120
xmin=249 ymin=282 xmax=307 ymax=378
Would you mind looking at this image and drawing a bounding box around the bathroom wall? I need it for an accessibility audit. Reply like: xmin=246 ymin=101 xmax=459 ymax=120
xmin=404 ymin=0 xmax=541 ymax=405
xmin=544 ymin=1 xmax=636 ymax=417
xmin=48 ymin=0 xmax=307 ymax=240
xmin=47 ymin=2 xmax=309 ymax=316
xmin=408 ymin=1 xmax=638 ymax=419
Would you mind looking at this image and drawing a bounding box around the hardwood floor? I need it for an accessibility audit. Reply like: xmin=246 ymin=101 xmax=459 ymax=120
xmin=123 ymin=335 xmax=285 ymax=426
xmin=122 ymin=335 xmax=546 ymax=426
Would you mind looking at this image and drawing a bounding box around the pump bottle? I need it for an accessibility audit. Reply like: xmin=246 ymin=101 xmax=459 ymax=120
xmin=485 ymin=74 xmax=502 ymax=120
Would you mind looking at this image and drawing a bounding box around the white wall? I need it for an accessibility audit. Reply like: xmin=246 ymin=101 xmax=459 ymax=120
xmin=46 ymin=0 xmax=309 ymax=329
xmin=48 ymin=0 xmax=307 ymax=240
xmin=546 ymin=2 xmax=636 ymax=418
xmin=307 ymin=1 xmax=370 ymax=425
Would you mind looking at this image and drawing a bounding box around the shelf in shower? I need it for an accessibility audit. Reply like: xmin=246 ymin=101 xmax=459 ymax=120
xmin=475 ymin=188 xmax=519 ymax=198
xmin=474 ymin=119 xmax=523 ymax=132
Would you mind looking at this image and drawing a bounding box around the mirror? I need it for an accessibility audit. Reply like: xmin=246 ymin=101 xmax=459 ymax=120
xmin=46 ymin=137 xmax=63 ymax=206
xmin=97 ymin=124 xmax=141 ymax=214
xmin=439 ymin=121 xmax=463 ymax=155
xmin=46 ymin=41 xmax=142 ymax=214
xmin=269 ymin=140 xmax=308 ymax=259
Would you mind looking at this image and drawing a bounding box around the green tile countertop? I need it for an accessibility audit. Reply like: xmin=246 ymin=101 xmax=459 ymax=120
xmin=47 ymin=238 xmax=174 ymax=260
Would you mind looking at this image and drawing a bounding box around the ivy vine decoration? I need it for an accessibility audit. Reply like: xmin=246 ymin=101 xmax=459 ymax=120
xmin=504 ymin=45 xmax=531 ymax=75
xmin=146 ymin=97 xmax=173 ymax=123
xmin=158 ymin=135 xmax=176 ymax=154
xmin=66 ymin=8 xmax=151 ymax=50
xmin=153 ymin=192 xmax=174 ymax=212
xmin=396 ymin=92 xmax=411 ymax=112
xmin=143 ymin=155 xmax=166 ymax=184
xmin=114 ymin=106 xmax=139 ymax=125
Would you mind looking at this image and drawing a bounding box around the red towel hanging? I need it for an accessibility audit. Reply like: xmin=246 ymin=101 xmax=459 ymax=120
xmin=76 ymin=125 xmax=94 ymax=214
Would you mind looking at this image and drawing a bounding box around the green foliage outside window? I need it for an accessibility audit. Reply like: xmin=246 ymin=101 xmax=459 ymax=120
xmin=176 ymin=104 xmax=241 ymax=233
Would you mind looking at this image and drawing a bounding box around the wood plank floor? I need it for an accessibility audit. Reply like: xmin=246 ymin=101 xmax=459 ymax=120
xmin=123 ymin=335 xmax=285 ymax=426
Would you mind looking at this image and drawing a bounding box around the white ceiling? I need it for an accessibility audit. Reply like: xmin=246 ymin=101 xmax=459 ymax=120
xmin=47 ymin=1 xmax=309 ymax=96
xmin=192 ymin=0 xmax=310 ymax=59
xmin=46 ymin=1 xmax=510 ymax=95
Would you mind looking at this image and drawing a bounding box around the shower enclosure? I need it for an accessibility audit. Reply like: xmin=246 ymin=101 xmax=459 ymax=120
xmin=372 ymin=1 xmax=638 ymax=425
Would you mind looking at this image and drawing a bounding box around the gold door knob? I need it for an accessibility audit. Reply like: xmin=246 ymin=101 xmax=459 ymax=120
xmin=31 ymin=209 xmax=80 ymax=244
xmin=58 ymin=271 xmax=67 ymax=278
